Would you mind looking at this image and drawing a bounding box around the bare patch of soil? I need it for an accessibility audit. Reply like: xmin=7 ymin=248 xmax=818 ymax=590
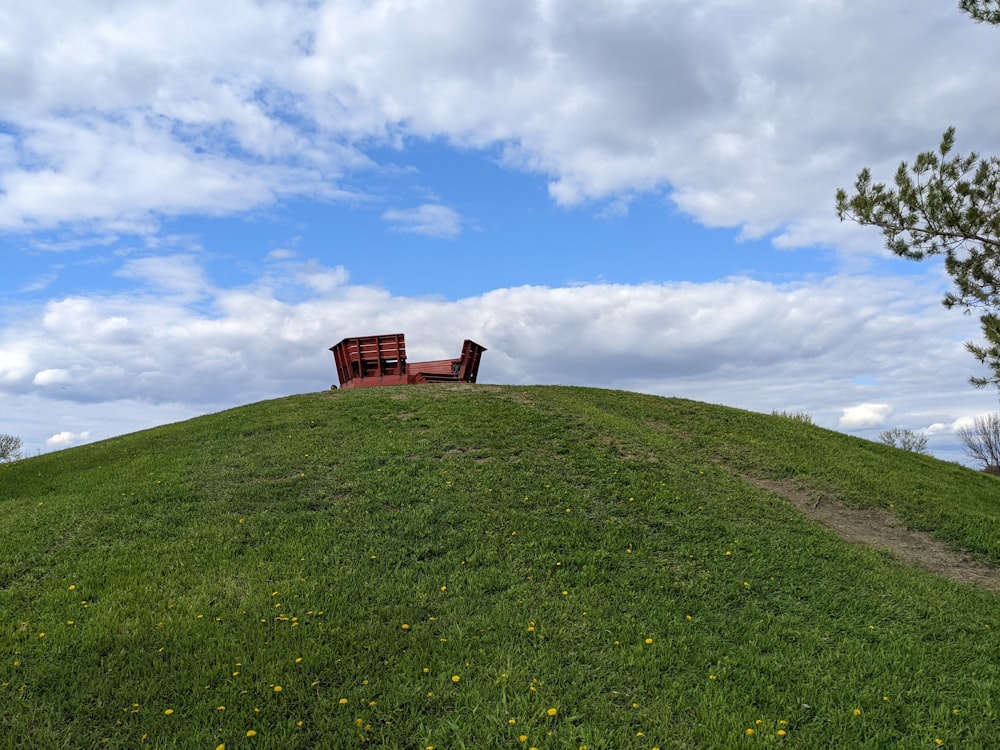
xmin=745 ymin=477 xmax=1000 ymax=592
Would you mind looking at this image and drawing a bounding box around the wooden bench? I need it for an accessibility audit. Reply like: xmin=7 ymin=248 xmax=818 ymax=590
xmin=331 ymin=334 xmax=486 ymax=389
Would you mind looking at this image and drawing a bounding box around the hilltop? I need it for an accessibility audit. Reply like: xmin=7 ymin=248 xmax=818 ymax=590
xmin=1 ymin=385 xmax=997 ymax=748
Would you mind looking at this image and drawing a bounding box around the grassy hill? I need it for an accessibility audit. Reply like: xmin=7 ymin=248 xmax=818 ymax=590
xmin=1 ymin=385 xmax=997 ymax=749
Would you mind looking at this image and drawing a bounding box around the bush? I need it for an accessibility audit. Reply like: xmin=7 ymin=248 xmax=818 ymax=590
xmin=771 ymin=409 xmax=813 ymax=425
xmin=0 ymin=433 xmax=23 ymax=463
xmin=877 ymin=427 xmax=930 ymax=455
xmin=956 ymin=413 xmax=1000 ymax=474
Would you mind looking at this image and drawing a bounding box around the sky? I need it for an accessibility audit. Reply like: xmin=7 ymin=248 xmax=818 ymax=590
xmin=2 ymin=0 xmax=1000 ymax=464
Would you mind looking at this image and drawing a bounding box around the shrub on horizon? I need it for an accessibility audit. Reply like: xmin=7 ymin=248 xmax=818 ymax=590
xmin=956 ymin=413 xmax=1000 ymax=475
xmin=771 ymin=409 xmax=813 ymax=425
xmin=877 ymin=427 xmax=930 ymax=455
xmin=0 ymin=433 xmax=23 ymax=463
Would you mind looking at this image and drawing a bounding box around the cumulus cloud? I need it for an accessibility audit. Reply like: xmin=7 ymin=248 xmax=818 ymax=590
xmin=45 ymin=430 xmax=91 ymax=448
xmin=32 ymin=368 xmax=72 ymax=386
xmin=839 ymin=403 xmax=893 ymax=430
xmin=1 ymin=1 xmax=998 ymax=247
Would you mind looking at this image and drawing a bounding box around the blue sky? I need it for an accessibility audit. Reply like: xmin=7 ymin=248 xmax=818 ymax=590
xmin=2 ymin=0 xmax=1000 ymax=463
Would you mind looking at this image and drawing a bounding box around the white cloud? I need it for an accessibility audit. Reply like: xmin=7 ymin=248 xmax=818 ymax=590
xmin=839 ymin=403 xmax=893 ymax=429
xmin=116 ymin=254 xmax=212 ymax=297
xmin=382 ymin=204 xmax=463 ymax=238
xmin=45 ymin=430 xmax=92 ymax=448
xmin=33 ymin=368 xmax=72 ymax=386
xmin=1 ymin=1 xmax=998 ymax=247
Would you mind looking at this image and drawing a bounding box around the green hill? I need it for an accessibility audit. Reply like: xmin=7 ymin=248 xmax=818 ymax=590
xmin=1 ymin=385 xmax=997 ymax=748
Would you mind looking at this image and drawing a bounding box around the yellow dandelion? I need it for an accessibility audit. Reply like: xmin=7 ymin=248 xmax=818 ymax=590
xmin=68 ymin=584 xmax=76 ymax=590
xmin=339 ymin=698 xmax=348 ymax=705
xmin=935 ymin=740 xmax=944 ymax=746
xmin=853 ymin=708 xmax=862 ymax=716
xmin=547 ymin=707 xmax=557 ymax=716
xmin=217 ymin=705 xmax=225 ymax=711
xmin=645 ymin=638 xmax=653 ymax=644
xmin=518 ymin=735 xmax=527 ymax=743
xmin=295 ymin=657 xmax=303 ymax=663
xmin=163 ymin=709 xmax=174 ymax=715
xmin=216 ymin=744 xmax=225 ymax=750
xmin=401 ymin=623 xmax=410 ymax=630
xmin=273 ymin=685 xmax=282 ymax=692
xmin=451 ymin=675 xmax=460 ymax=683
xmin=246 ymin=729 xmax=257 ymax=737
xmin=746 ymin=728 xmax=755 ymax=736
xmin=777 ymin=729 xmax=787 ymax=737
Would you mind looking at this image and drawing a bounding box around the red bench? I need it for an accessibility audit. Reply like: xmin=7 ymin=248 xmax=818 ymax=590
xmin=330 ymin=334 xmax=486 ymax=389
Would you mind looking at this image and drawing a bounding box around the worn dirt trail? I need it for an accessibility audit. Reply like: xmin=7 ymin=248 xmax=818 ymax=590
xmin=744 ymin=477 xmax=1000 ymax=593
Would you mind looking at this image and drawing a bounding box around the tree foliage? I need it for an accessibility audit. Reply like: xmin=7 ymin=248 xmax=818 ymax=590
xmin=837 ymin=2 xmax=1000 ymax=389
xmin=960 ymin=0 xmax=1000 ymax=24
xmin=877 ymin=427 xmax=930 ymax=455
xmin=0 ymin=434 xmax=23 ymax=463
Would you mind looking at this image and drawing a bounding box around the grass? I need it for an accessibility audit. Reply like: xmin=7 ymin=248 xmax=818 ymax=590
xmin=1 ymin=384 xmax=998 ymax=748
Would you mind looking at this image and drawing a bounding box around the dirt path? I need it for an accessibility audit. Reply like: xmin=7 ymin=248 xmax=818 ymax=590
xmin=744 ymin=477 xmax=1000 ymax=593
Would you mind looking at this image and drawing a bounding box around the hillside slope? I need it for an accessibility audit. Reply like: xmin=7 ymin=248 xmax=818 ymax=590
xmin=1 ymin=385 xmax=997 ymax=748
